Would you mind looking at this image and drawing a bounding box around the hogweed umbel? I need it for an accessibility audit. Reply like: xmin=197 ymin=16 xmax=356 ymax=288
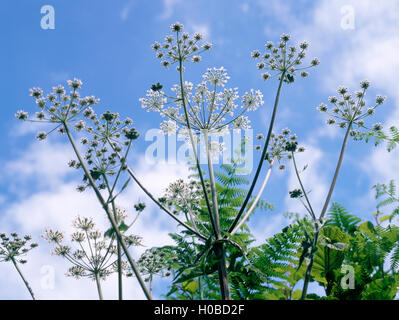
xmin=44 ymin=215 xmax=142 ymax=300
xmin=0 ymin=232 xmax=38 ymax=299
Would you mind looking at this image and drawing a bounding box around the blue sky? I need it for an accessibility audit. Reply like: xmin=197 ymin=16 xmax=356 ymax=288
xmin=1 ymin=0 xmax=399 ymax=299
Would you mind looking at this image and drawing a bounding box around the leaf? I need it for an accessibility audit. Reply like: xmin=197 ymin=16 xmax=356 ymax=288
xmin=379 ymin=215 xmax=391 ymax=223
xmin=104 ymin=227 xmax=114 ymax=238
xmin=326 ymin=203 xmax=361 ymax=234
xmin=312 ymin=226 xmax=350 ymax=288
xmin=362 ymin=276 xmax=398 ymax=300
xmin=182 ymin=281 xmax=199 ymax=294
xmin=119 ymin=221 xmax=129 ymax=232
xmin=291 ymin=289 xmax=302 ymax=300
xmin=359 ymin=221 xmax=375 ymax=233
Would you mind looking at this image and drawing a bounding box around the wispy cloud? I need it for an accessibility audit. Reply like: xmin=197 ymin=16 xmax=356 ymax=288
xmin=158 ymin=0 xmax=182 ymax=20
xmin=120 ymin=0 xmax=136 ymax=22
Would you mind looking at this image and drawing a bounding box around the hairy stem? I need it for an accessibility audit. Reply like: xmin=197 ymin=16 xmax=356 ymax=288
xmin=11 ymin=258 xmax=35 ymax=300
xmin=63 ymin=123 xmax=152 ymax=300
xmin=229 ymin=72 xmax=286 ymax=234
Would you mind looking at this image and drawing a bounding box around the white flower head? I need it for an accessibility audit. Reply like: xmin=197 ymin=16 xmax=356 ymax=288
xmin=242 ymin=89 xmax=264 ymax=111
xmin=203 ymin=67 xmax=230 ymax=87
xmin=139 ymin=90 xmax=167 ymax=112
xmin=160 ymin=120 xmax=178 ymax=135
xmin=232 ymin=115 xmax=251 ymax=129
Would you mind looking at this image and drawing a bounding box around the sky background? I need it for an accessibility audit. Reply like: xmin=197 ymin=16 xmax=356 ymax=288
xmin=0 ymin=0 xmax=399 ymax=299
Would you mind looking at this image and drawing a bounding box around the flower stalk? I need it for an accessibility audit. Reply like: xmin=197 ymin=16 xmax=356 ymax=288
xmin=11 ymin=257 xmax=36 ymax=300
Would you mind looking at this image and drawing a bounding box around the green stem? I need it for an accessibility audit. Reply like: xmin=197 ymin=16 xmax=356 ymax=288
xmin=228 ymin=71 xmax=286 ymax=234
xmin=300 ymin=231 xmax=319 ymax=300
xmin=319 ymin=123 xmax=353 ymax=220
xmin=11 ymin=258 xmax=35 ymax=300
xmin=103 ymin=175 xmax=123 ymax=300
xmin=116 ymin=242 xmax=123 ymax=300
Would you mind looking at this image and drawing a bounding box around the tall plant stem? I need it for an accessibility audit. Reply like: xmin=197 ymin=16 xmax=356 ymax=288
xmin=116 ymin=242 xmax=123 ymax=299
xmin=95 ymin=272 xmax=104 ymax=300
xmin=319 ymin=122 xmax=353 ymax=220
xmin=11 ymin=258 xmax=35 ymax=300
xmin=300 ymin=231 xmax=319 ymax=300
xmin=228 ymin=72 xmax=286 ymax=234
xmin=300 ymin=123 xmax=352 ymax=300
xmin=149 ymin=275 xmax=153 ymax=299
xmin=103 ymin=176 xmax=123 ymax=300
xmin=116 ymin=242 xmax=123 ymax=300
xmin=63 ymin=123 xmax=152 ymax=300
xmin=191 ymin=235 xmax=204 ymax=300
xmin=204 ymin=130 xmax=231 ymax=300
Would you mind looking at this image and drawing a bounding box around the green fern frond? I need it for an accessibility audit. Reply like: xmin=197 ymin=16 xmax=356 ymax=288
xmin=326 ymin=202 xmax=361 ymax=234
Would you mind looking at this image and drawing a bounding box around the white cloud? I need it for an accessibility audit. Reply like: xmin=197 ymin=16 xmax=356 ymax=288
xmin=4 ymin=140 xmax=74 ymax=188
xmin=293 ymin=0 xmax=399 ymax=194
xmin=0 ymin=139 xmax=190 ymax=299
xmin=258 ymin=0 xmax=399 ymax=213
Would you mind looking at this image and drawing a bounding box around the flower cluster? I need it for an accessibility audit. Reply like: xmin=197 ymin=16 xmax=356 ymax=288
xmin=256 ymin=128 xmax=305 ymax=169
xmin=68 ymin=111 xmax=139 ymax=193
xmin=251 ymin=33 xmax=320 ymax=82
xmin=140 ymin=67 xmax=264 ymax=137
xmin=15 ymin=79 xmax=100 ymax=141
xmin=151 ymin=22 xmax=212 ymax=69
xmin=43 ymin=216 xmax=141 ymax=280
xmin=317 ymin=80 xmax=387 ymax=138
xmin=0 ymin=233 xmax=38 ymax=264
xmin=161 ymin=179 xmax=205 ymax=216
xmin=128 ymin=248 xmax=171 ymax=281
xmin=85 ymin=110 xmax=140 ymax=144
